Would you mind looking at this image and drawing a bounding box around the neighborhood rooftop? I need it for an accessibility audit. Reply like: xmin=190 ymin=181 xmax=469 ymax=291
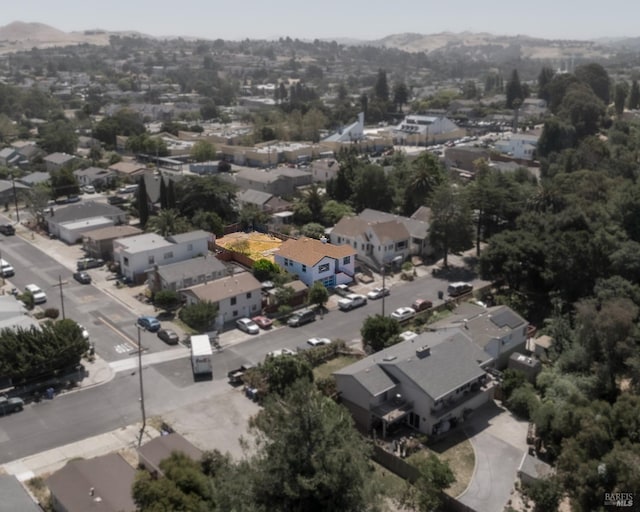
xmin=156 ymin=255 xmax=227 ymax=282
xmin=276 ymin=236 xmax=356 ymax=267
xmin=182 ymin=272 xmax=261 ymax=302
xmin=49 ymin=201 xmax=125 ymax=223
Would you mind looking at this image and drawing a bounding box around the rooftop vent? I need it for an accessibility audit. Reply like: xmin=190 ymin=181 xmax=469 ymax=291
xmin=320 ymin=236 xmax=328 ymax=244
xmin=416 ymin=345 xmax=431 ymax=358
xmin=382 ymin=355 xmax=397 ymax=362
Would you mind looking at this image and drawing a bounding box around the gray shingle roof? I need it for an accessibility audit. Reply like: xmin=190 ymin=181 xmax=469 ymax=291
xmin=44 ymin=152 xmax=75 ymax=165
xmin=360 ymin=208 xmax=430 ymax=238
xmin=156 ymin=255 xmax=227 ymax=282
xmin=166 ymin=230 xmax=210 ymax=244
xmin=0 ymin=475 xmax=42 ymax=512
xmin=336 ymin=330 xmax=492 ymax=401
xmin=237 ymin=188 xmax=273 ymax=206
xmin=49 ymin=201 xmax=125 ymax=223
xmin=19 ymin=171 xmax=50 ymax=185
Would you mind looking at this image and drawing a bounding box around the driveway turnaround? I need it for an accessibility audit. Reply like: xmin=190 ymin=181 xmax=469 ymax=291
xmin=458 ymin=401 xmax=528 ymax=512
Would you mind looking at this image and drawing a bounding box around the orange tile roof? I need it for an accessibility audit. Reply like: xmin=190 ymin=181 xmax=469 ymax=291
xmin=276 ymin=237 xmax=355 ymax=267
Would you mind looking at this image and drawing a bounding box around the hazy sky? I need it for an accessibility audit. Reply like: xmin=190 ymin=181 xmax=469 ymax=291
xmin=2 ymin=0 xmax=638 ymax=42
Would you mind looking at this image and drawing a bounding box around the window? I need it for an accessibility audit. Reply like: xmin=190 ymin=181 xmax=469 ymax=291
xmin=343 ymin=256 xmax=350 ymax=265
xmin=231 ymin=297 xmax=237 ymax=305
xmin=396 ymin=241 xmax=407 ymax=250
xmin=163 ymin=251 xmax=173 ymax=260
xmin=246 ymin=292 xmax=252 ymax=299
xmin=123 ymin=257 xmax=129 ymax=266
xmin=302 ymin=265 xmax=307 ymax=272
xmin=232 ymin=310 xmax=238 ymax=317
xmin=318 ymin=263 xmax=330 ymax=273
xmin=148 ymin=255 xmax=155 ymax=264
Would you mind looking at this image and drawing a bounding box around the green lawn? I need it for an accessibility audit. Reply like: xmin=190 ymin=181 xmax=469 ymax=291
xmin=313 ymin=355 xmax=361 ymax=380
xmin=370 ymin=461 xmax=407 ymax=505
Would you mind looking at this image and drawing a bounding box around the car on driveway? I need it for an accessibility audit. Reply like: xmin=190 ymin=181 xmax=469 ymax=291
xmin=307 ymin=337 xmax=331 ymax=347
xmin=0 ymin=224 xmax=15 ymax=236
xmin=367 ymin=287 xmax=389 ymax=300
xmin=73 ymin=271 xmax=92 ymax=284
xmin=83 ymin=185 xmax=96 ymax=194
xmin=334 ymin=284 xmax=350 ymax=297
xmin=252 ymin=315 xmax=273 ymax=330
xmin=391 ymin=307 xmax=416 ymax=322
xmin=157 ymin=328 xmax=179 ymax=345
xmin=338 ymin=293 xmax=367 ymax=311
xmin=77 ymin=258 xmax=105 ymax=270
xmin=236 ymin=317 xmax=260 ymax=334
xmin=137 ymin=315 xmax=161 ymax=332
xmin=412 ymin=299 xmax=433 ymax=312
xmin=267 ymin=348 xmax=296 ymax=358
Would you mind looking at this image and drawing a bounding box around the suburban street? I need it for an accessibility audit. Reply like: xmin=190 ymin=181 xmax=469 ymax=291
xmin=0 ymin=217 xmax=489 ymax=464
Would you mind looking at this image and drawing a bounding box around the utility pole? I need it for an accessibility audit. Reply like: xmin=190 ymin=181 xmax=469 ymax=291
xmin=51 ymin=276 xmax=67 ymax=319
xmin=136 ymin=325 xmax=147 ymax=447
xmin=381 ymin=265 xmax=386 ymax=317
xmin=0 ymin=249 xmax=3 ymax=287
xmin=11 ymin=175 xmax=19 ymax=223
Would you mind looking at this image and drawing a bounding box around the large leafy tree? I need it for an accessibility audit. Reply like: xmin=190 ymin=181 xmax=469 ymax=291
xmin=307 ymin=281 xmax=329 ymax=309
xmin=261 ymin=354 xmax=313 ymax=397
xmin=558 ymin=82 xmax=606 ymax=139
xmin=38 ymin=118 xmax=78 ymax=154
xmin=50 ymin=167 xmax=80 ymax=199
xmin=191 ymin=140 xmax=217 ymax=162
xmin=361 ymin=314 xmax=401 ymax=352
xmin=249 ymin=380 xmax=378 ymax=512
xmin=136 ymin=176 xmax=150 ymax=228
xmin=399 ymin=454 xmax=455 ymax=512
xmin=178 ymin=301 xmax=218 ymax=332
xmin=574 ymin=62 xmax=610 ymax=105
xmin=94 ymin=108 xmax=146 ymax=149
xmin=505 ymin=69 xmax=525 ymax=109
xmin=146 ymin=208 xmax=191 ymax=237
xmin=176 ymin=175 xmax=237 ymax=222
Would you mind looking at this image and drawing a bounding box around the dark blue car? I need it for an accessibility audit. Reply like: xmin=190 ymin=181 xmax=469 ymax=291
xmin=137 ymin=316 xmax=161 ymax=332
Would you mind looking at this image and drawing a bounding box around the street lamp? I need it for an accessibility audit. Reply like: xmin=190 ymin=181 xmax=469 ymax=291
xmin=135 ymin=324 xmax=147 ymax=447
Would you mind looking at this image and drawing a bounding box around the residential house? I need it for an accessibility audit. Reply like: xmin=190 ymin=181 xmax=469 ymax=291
xmin=46 ymin=453 xmax=136 ymax=512
xmin=429 ymin=303 xmax=529 ymax=369
xmin=334 ymin=330 xmax=495 ymax=437
xmin=0 ymin=474 xmax=41 ymax=512
xmin=0 ymin=148 xmax=24 ymax=168
xmin=330 ymin=216 xmax=410 ymax=270
xmin=222 ymin=167 xmax=312 ymax=197
xmin=108 ymin=160 xmax=147 ymax=180
xmin=274 ymin=236 xmax=356 ymax=288
xmin=310 ymin=158 xmax=340 ymax=183
xmin=0 ymin=295 xmax=40 ymax=331
xmin=47 ymin=201 xmax=128 ymax=245
xmin=82 ymin=225 xmax=143 ymax=260
xmin=73 ymin=166 xmax=116 ymax=189
xmin=358 ymin=208 xmax=432 ymax=257
xmin=13 ymin=141 xmax=43 ymax=167
xmin=137 ymin=433 xmax=203 ymax=478
xmin=43 ymin=152 xmax=76 ymax=172
xmin=444 ymin=146 xmax=491 ymax=175
xmin=114 ymin=230 xmax=210 ymax=283
xmin=181 ymin=272 xmax=262 ymax=329
xmin=236 ymin=189 xmax=292 ymax=213
xmin=147 ymin=255 xmax=228 ymax=293
xmin=0 ymin=179 xmax=29 ymax=206
xmin=392 ymin=115 xmax=464 ymax=145
xmin=494 ymin=133 xmax=539 ymax=161
xmin=140 ymin=171 xmax=184 ymax=205
xmin=265 ymin=279 xmax=308 ymax=311
xmin=19 ymin=171 xmax=51 ymax=187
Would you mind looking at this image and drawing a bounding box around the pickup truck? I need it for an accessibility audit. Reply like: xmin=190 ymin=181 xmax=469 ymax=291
xmin=227 ymin=363 xmax=255 ymax=385
xmin=338 ymin=293 xmax=367 ymax=311
xmin=0 ymin=396 xmax=24 ymax=416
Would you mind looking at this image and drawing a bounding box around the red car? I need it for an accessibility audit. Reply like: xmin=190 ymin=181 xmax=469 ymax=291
xmin=252 ymin=315 xmax=273 ymax=330
xmin=412 ymin=299 xmax=433 ymax=312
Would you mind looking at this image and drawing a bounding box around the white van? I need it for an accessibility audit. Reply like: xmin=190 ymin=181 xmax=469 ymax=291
xmin=447 ymin=282 xmax=473 ymax=297
xmin=25 ymin=284 xmax=47 ymax=304
xmin=118 ymin=184 xmax=139 ymax=194
xmin=0 ymin=259 xmax=14 ymax=277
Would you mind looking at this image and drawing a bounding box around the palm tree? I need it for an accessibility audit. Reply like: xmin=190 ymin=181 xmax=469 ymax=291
xmin=146 ymin=209 xmax=191 ymax=237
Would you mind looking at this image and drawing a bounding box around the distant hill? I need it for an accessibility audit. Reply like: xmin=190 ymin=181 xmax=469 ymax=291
xmin=0 ymin=21 xmax=111 ymax=53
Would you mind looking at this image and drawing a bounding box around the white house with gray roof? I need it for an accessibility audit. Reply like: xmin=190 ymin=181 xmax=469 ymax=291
xmin=73 ymin=166 xmax=116 ymax=188
xmin=334 ymin=330 xmax=495 ymax=437
xmin=113 ymin=230 xmax=210 ymax=283
xmin=43 ymin=152 xmax=76 ymax=172
xmin=46 ymin=201 xmax=128 ymax=244
xmin=147 ymin=255 xmax=228 ymax=293
xmin=358 ymin=208 xmax=432 ymax=257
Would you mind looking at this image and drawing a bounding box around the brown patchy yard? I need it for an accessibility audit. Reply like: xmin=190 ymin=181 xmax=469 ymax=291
xmin=407 ymin=430 xmax=475 ymax=498
xmin=216 ymin=232 xmax=283 ymax=263
xmin=313 ymin=355 xmax=361 ymax=381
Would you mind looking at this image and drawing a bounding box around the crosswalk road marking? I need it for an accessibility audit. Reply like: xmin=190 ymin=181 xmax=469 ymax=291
xmin=114 ymin=343 xmax=131 ymax=354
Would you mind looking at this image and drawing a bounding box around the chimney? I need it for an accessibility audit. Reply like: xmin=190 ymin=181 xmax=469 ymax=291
xmin=416 ymin=345 xmax=431 ymax=358
xmin=320 ymin=236 xmax=328 ymax=244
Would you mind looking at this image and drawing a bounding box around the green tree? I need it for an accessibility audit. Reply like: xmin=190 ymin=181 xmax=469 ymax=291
xmin=628 ymin=80 xmax=640 ymax=109
xmin=153 ymin=289 xmax=180 ymax=312
xmin=301 ymin=222 xmax=325 ymax=239
xmin=393 ymin=82 xmax=410 ymax=111
xmin=428 ymin=182 xmax=473 ymax=268
xmin=374 ymin=69 xmax=389 ymax=102
xmin=308 ymin=281 xmax=329 ymax=310
xmin=361 ymin=314 xmax=401 ymax=352
xmin=177 ymin=175 xmax=237 ymax=222
xmin=50 ymin=167 xmax=80 ymax=199
xmin=94 ymin=108 xmax=145 ymax=149
xmin=404 ymin=152 xmax=446 ymax=214
xmin=136 ymin=176 xmax=150 ymax=228
xmin=38 ymin=118 xmax=78 ymax=154
xmin=614 ymin=81 xmax=629 ymax=118
xmin=191 ymin=140 xmax=217 ymax=162
xmin=462 ymin=80 xmax=477 ymax=100
xmin=146 ymin=209 xmax=191 ymax=236
xmin=506 ymin=69 xmax=524 ymax=109
xmin=537 ymin=117 xmax=577 ymax=158
xmin=523 ymin=477 xmax=563 ymax=512
xmin=238 ymin=204 xmax=269 ymax=230
xmin=321 ymin=200 xmax=354 ymax=225
xmin=352 ymin=164 xmax=394 ymax=212
xmin=192 ymin=209 xmax=224 ymax=237
xmin=249 ymin=380 xmax=378 ymax=511
xmin=400 ymin=454 xmax=455 ymax=512
xmin=253 ymin=259 xmax=279 ymax=282
xmin=262 ymin=353 xmax=313 ymax=396
xmin=537 ymin=66 xmax=555 ymax=103
xmin=178 ymin=301 xmax=218 ymax=332
xmin=574 ymin=62 xmax=610 ymax=105
xmin=274 ymin=285 xmax=295 ymax=307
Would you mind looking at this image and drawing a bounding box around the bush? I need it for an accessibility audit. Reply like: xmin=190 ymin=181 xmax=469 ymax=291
xmin=154 ymin=289 xmax=180 ymax=311
xmin=44 ymin=308 xmax=60 ymax=319
xmin=20 ymin=291 xmax=34 ymax=310
xmin=507 ymin=383 xmax=539 ymax=419
xmin=179 ymin=301 xmax=218 ymax=332
xmin=402 ymin=261 xmax=413 ymax=272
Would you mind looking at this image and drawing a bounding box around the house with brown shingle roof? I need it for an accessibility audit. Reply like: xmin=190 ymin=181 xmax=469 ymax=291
xmin=274 ymin=236 xmax=356 ymax=288
xmin=108 ymin=160 xmax=147 ymax=179
xmin=181 ymin=272 xmax=262 ymax=329
xmin=330 ymin=215 xmax=411 ymax=270
xmin=82 ymin=224 xmax=143 ymax=260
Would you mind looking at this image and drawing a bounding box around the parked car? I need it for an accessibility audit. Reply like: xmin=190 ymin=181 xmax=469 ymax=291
xmin=83 ymin=185 xmax=96 ymax=194
xmin=73 ymin=271 xmax=92 ymax=284
xmin=228 ymin=363 xmax=255 ymax=385
xmin=391 ymin=307 xmax=416 ymax=322
xmin=338 ymin=293 xmax=367 ymax=311
xmin=412 ymin=299 xmax=433 ymax=312
xmin=107 ymin=195 xmax=128 ymax=205
xmin=448 ymin=282 xmax=473 ymax=297
xmin=307 ymin=337 xmax=331 ymax=347
xmin=0 ymin=259 xmax=15 ymax=277
xmin=137 ymin=315 xmax=161 ymax=332
xmin=0 ymin=224 xmax=15 ymax=236
xmin=77 ymin=258 xmax=105 ymax=270
xmin=157 ymin=328 xmax=179 ymax=345
xmin=25 ymin=284 xmax=47 ymax=304
xmin=267 ymin=348 xmax=296 ymax=358
xmin=118 ymin=184 xmax=139 ymax=194
xmin=236 ymin=317 xmax=260 ymax=334
xmin=252 ymin=315 xmax=273 ymax=330
xmin=334 ymin=284 xmax=350 ymax=297
xmin=287 ymin=308 xmax=316 ymax=327
xmin=367 ymin=287 xmax=389 ymax=300
xmin=0 ymin=396 xmax=24 ymax=415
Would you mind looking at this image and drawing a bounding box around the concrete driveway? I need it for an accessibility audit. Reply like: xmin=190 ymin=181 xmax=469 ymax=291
xmin=458 ymin=401 xmax=528 ymax=512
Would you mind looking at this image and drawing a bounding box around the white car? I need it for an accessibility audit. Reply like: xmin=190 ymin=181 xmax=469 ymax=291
xmin=236 ymin=317 xmax=260 ymax=335
xmin=83 ymin=185 xmax=96 ymax=194
xmin=391 ymin=307 xmax=416 ymax=322
xmin=77 ymin=323 xmax=90 ymax=341
xmin=25 ymin=284 xmax=47 ymax=304
xmin=367 ymin=287 xmax=389 ymax=300
xmin=307 ymin=337 xmax=331 ymax=347
xmin=338 ymin=293 xmax=367 ymax=311
xmin=267 ymin=348 xmax=296 ymax=358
